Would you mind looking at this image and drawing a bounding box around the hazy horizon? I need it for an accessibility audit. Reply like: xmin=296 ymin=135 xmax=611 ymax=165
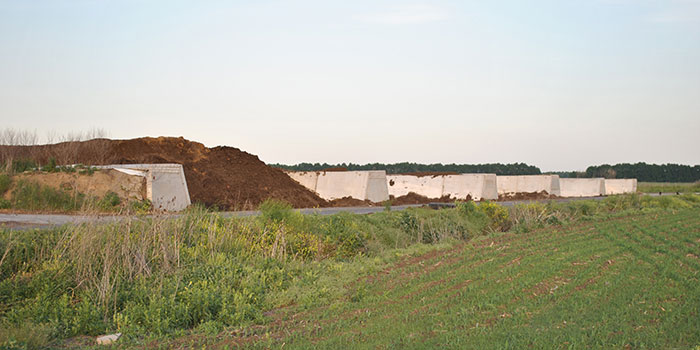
xmin=2 ymin=1 xmax=699 ymax=172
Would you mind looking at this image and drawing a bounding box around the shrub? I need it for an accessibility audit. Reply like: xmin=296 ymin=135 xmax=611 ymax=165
xmin=477 ymin=201 xmax=511 ymax=232
xmin=397 ymin=211 xmax=419 ymax=235
xmin=565 ymin=200 xmax=599 ymax=217
xmin=650 ymin=195 xmax=691 ymax=209
xmin=0 ymin=174 xmax=11 ymax=195
xmin=127 ymin=199 xmax=152 ymax=214
xmin=40 ymin=158 xmax=57 ymax=173
xmin=287 ymin=231 xmax=323 ymax=260
xmin=259 ymin=199 xmax=294 ymax=224
xmin=322 ymin=214 xmax=368 ymax=258
xmin=10 ymin=159 xmax=37 ymax=173
xmin=510 ymin=202 xmax=567 ymax=233
xmin=603 ymin=194 xmax=642 ymax=211
xmin=99 ymin=191 xmax=121 ymax=209
xmin=456 ymin=201 xmax=489 ymax=231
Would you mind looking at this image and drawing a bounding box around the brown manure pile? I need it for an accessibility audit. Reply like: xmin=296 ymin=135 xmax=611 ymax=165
xmin=0 ymin=137 xmax=328 ymax=210
xmin=389 ymin=192 xmax=457 ymax=205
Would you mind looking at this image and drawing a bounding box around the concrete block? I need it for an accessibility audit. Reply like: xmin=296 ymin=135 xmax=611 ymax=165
xmin=288 ymin=171 xmax=390 ymax=202
xmin=497 ymin=175 xmax=561 ymax=197
xmin=387 ymin=175 xmax=444 ymax=199
xmin=364 ymin=171 xmax=391 ymax=202
xmin=287 ymin=171 xmax=319 ymax=192
xmin=604 ymin=179 xmax=638 ymax=195
xmin=386 ymin=174 xmax=498 ymax=201
xmin=96 ymin=164 xmax=191 ymax=211
xmin=560 ymin=178 xmax=606 ymax=197
xmin=442 ymin=174 xmax=498 ymax=201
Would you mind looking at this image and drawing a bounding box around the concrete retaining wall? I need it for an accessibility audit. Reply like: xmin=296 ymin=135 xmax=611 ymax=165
xmin=560 ymin=178 xmax=606 ymax=197
xmin=288 ymin=171 xmax=390 ymax=202
xmin=386 ymin=175 xmax=444 ymax=199
xmin=442 ymin=174 xmax=498 ymax=200
xmin=604 ymin=179 xmax=638 ymax=195
xmin=96 ymin=164 xmax=191 ymax=211
xmin=386 ymin=174 xmax=498 ymax=201
xmin=287 ymin=171 xmax=319 ymax=193
xmin=497 ymin=175 xmax=561 ymax=196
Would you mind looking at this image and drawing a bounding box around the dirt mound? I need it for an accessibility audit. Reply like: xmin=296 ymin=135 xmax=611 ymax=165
xmin=390 ymin=192 xmax=456 ymax=205
xmin=497 ymin=191 xmax=555 ymax=201
xmin=329 ymin=197 xmax=373 ymax=207
xmin=1 ymin=137 xmax=328 ymax=210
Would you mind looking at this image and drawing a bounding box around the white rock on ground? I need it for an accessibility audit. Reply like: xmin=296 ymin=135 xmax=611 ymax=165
xmin=96 ymin=333 xmax=122 ymax=345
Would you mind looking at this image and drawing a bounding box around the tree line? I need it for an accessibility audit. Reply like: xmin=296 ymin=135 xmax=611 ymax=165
xmin=582 ymin=163 xmax=699 ymax=182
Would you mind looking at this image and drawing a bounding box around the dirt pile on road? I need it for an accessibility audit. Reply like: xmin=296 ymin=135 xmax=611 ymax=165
xmin=0 ymin=137 xmax=328 ymax=210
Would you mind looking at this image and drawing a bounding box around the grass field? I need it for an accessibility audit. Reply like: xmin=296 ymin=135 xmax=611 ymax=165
xmin=2 ymin=195 xmax=699 ymax=349
xmin=638 ymin=182 xmax=700 ymax=194
xmin=170 ymin=208 xmax=700 ymax=349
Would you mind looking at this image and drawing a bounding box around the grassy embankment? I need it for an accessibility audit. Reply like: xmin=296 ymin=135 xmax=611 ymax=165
xmin=0 ymin=168 xmax=151 ymax=213
xmin=0 ymin=194 xmax=699 ymax=349
xmin=637 ymin=181 xmax=700 ymax=194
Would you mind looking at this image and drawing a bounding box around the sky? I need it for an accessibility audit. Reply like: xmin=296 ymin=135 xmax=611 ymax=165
xmin=1 ymin=0 xmax=699 ymax=171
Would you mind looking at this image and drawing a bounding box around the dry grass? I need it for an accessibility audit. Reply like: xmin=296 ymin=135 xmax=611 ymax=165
xmin=0 ymin=128 xmax=110 ymax=173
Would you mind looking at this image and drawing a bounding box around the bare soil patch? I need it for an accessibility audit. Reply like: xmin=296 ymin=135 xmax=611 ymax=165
xmin=329 ymin=197 xmax=374 ymax=207
xmin=390 ymin=192 xmax=455 ymax=205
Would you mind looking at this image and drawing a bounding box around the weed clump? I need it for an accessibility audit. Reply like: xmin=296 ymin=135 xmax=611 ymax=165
xmin=259 ymin=198 xmax=294 ymax=224
xmin=0 ymin=174 xmax=11 ymax=195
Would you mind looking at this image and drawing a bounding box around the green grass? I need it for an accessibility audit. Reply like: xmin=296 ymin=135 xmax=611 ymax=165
xmin=220 ymin=209 xmax=699 ymax=349
xmin=0 ymin=174 xmax=10 ymax=195
xmin=638 ymin=181 xmax=700 ymax=194
xmin=1 ymin=195 xmax=699 ymax=349
xmin=0 ymin=176 xmax=149 ymax=213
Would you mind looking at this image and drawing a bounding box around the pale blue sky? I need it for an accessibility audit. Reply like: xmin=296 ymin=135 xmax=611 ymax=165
xmin=1 ymin=0 xmax=699 ymax=170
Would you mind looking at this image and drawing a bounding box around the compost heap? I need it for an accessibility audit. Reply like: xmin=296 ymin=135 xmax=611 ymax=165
xmin=0 ymin=137 xmax=327 ymax=210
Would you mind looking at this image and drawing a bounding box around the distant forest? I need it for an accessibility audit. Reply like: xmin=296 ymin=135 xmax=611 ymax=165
xmin=273 ymin=162 xmax=700 ymax=182
xmin=581 ymin=163 xmax=699 ymax=182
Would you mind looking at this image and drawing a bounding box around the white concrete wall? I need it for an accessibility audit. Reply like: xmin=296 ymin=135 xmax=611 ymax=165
xmin=288 ymin=171 xmax=390 ymax=202
xmin=497 ymin=175 xmax=561 ymax=196
xmin=387 ymin=175 xmax=444 ymax=198
xmin=365 ymin=171 xmax=391 ymax=202
xmin=315 ymin=171 xmax=369 ymax=201
xmin=481 ymin=174 xmax=499 ymax=200
xmin=287 ymin=171 xmax=319 ymax=192
xmin=560 ymin=178 xmax=606 ymax=197
xmin=604 ymin=179 xmax=638 ymax=195
xmin=443 ymin=174 xmax=498 ymax=201
xmin=97 ymin=164 xmax=191 ymax=211
xmin=386 ymin=174 xmax=498 ymax=201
